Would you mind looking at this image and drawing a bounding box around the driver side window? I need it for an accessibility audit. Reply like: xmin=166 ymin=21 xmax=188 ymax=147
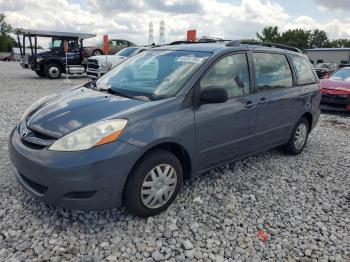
xmin=200 ymin=53 xmax=250 ymax=98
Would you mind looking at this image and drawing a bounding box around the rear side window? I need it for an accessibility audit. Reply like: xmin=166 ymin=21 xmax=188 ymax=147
xmin=200 ymin=53 xmax=250 ymax=98
xmin=252 ymin=53 xmax=293 ymax=91
xmin=290 ymin=55 xmax=317 ymax=85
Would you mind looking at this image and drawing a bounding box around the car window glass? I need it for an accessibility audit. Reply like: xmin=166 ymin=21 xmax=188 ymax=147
xmin=119 ymin=40 xmax=128 ymax=46
xmin=108 ymin=40 xmax=117 ymax=46
xmin=253 ymin=53 xmax=293 ymax=91
xmin=50 ymin=39 xmax=62 ymax=48
xmin=200 ymin=53 xmax=250 ymax=98
xmin=67 ymin=40 xmax=77 ymax=51
xmin=291 ymin=55 xmax=317 ymax=85
xmin=329 ymin=69 xmax=350 ymax=82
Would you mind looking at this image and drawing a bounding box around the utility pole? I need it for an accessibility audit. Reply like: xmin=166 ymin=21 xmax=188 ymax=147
xmin=148 ymin=22 xmax=154 ymax=45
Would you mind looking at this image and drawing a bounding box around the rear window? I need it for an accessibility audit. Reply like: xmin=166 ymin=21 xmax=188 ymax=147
xmin=291 ymin=55 xmax=317 ymax=85
xmin=252 ymin=53 xmax=293 ymax=91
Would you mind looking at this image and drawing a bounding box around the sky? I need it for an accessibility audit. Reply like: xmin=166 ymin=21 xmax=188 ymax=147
xmin=1 ymin=0 xmax=350 ymax=47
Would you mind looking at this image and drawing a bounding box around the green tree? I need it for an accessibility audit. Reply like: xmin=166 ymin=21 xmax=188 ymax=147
xmin=256 ymin=26 xmax=281 ymax=43
xmin=309 ymin=29 xmax=330 ymax=48
xmin=279 ymin=29 xmax=311 ymax=50
xmin=329 ymin=38 xmax=350 ymax=48
xmin=0 ymin=13 xmax=18 ymax=52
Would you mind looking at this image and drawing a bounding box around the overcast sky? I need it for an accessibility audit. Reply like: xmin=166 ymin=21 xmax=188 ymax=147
xmin=1 ymin=0 xmax=350 ymax=47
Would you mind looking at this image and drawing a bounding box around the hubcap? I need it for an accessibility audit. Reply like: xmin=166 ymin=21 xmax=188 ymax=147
xmin=294 ymin=123 xmax=307 ymax=150
xmin=141 ymin=164 xmax=177 ymax=209
xmin=49 ymin=66 xmax=59 ymax=78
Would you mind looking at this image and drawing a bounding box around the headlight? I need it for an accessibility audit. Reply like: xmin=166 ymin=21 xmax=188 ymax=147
xmin=20 ymin=96 xmax=49 ymax=121
xmin=36 ymin=57 xmax=44 ymax=63
xmin=49 ymin=119 xmax=128 ymax=151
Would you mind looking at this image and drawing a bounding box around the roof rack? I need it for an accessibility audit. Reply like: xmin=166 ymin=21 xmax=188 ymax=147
xmin=168 ymin=39 xmax=231 ymax=45
xmin=226 ymin=40 xmax=302 ymax=53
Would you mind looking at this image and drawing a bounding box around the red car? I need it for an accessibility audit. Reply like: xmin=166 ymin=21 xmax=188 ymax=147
xmin=320 ymin=67 xmax=350 ymax=112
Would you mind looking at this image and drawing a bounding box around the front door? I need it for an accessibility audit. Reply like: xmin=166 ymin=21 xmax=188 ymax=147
xmin=66 ymin=39 xmax=81 ymax=65
xmin=195 ymin=53 xmax=258 ymax=170
xmin=251 ymin=52 xmax=302 ymax=150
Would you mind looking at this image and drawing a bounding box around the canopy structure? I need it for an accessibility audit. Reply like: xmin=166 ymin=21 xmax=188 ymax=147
xmin=15 ymin=28 xmax=96 ymax=67
xmin=15 ymin=28 xmax=96 ymax=39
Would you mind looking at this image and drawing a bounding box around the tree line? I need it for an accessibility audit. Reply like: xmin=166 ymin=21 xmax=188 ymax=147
xmin=0 ymin=14 xmax=19 ymax=52
xmin=256 ymin=26 xmax=350 ymax=50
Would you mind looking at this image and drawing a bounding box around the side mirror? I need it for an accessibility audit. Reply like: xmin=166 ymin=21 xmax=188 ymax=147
xmin=200 ymin=87 xmax=228 ymax=104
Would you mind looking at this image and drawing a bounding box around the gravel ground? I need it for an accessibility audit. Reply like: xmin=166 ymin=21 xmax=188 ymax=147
xmin=0 ymin=61 xmax=349 ymax=261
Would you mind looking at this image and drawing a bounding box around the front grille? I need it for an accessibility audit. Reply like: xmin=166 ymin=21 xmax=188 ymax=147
xmin=20 ymin=172 xmax=48 ymax=194
xmin=87 ymin=59 xmax=99 ymax=70
xmin=19 ymin=121 xmax=56 ymax=149
xmin=87 ymin=71 xmax=99 ymax=78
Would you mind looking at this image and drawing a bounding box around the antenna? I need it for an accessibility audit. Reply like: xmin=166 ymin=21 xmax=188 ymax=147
xmin=148 ymin=22 xmax=154 ymax=45
xmin=159 ymin=20 xmax=165 ymax=44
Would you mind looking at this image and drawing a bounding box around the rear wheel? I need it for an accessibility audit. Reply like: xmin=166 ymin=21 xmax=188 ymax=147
xmin=283 ymin=117 xmax=309 ymax=155
xmin=45 ymin=63 xmax=62 ymax=79
xmin=35 ymin=70 xmax=45 ymax=77
xmin=92 ymin=49 xmax=103 ymax=56
xmin=125 ymin=150 xmax=183 ymax=217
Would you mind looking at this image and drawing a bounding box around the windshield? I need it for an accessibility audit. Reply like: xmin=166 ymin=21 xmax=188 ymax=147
xmin=329 ymin=69 xmax=350 ymax=82
xmin=116 ymin=47 xmax=139 ymax=57
xmin=96 ymin=50 xmax=210 ymax=100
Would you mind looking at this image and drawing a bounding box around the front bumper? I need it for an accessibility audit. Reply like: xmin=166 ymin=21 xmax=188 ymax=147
xmin=321 ymin=93 xmax=350 ymax=112
xmin=9 ymin=126 xmax=142 ymax=211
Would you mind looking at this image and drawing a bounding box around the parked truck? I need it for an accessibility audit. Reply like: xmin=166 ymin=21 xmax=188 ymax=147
xmin=16 ymin=29 xmax=95 ymax=79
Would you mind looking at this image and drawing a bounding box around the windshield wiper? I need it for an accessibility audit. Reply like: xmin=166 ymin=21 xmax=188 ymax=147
xmin=106 ymin=88 xmax=134 ymax=99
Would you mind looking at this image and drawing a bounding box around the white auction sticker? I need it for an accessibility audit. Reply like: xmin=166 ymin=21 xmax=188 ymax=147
xmin=176 ymin=56 xmax=206 ymax=63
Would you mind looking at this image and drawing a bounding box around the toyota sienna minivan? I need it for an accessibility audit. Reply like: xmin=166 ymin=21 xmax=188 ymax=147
xmin=9 ymin=41 xmax=321 ymax=217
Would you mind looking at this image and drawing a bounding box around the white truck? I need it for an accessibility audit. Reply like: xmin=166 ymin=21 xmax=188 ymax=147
xmin=86 ymin=46 xmax=150 ymax=79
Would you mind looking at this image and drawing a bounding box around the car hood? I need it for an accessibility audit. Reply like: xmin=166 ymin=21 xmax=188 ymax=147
xmin=26 ymin=87 xmax=147 ymax=138
xmin=320 ymin=79 xmax=350 ymax=90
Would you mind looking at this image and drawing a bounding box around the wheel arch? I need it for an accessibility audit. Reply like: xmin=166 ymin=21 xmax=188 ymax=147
xmin=121 ymin=141 xmax=193 ymax=204
xmin=301 ymin=112 xmax=313 ymax=133
xmin=92 ymin=49 xmax=103 ymax=55
xmin=45 ymin=59 xmax=64 ymax=70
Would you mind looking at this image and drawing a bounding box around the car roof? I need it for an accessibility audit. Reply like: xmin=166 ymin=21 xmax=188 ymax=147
xmin=151 ymin=43 xmax=304 ymax=56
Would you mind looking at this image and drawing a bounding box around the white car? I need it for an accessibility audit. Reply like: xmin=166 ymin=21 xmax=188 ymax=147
xmin=86 ymin=47 xmax=149 ymax=79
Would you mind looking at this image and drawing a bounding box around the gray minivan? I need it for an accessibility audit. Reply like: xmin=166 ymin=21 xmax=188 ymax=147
xmin=9 ymin=42 xmax=320 ymax=217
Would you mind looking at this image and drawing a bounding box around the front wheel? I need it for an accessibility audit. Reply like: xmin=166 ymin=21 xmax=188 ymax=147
xmin=45 ymin=63 xmax=62 ymax=79
xmin=283 ymin=117 xmax=309 ymax=155
xmin=125 ymin=150 xmax=183 ymax=217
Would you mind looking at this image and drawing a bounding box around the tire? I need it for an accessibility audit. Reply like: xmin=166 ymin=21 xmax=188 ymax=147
xmin=283 ymin=117 xmax=310 ymax=155
xmin=92 ymin=49 xmax=103 ymax=56
xmin=45 ymin=63 xmax=62 ymax=79
xmin=125 ymin=150 xmax=183 ymax=217
xmin=35 ymin=70 xmax=46 ymax=77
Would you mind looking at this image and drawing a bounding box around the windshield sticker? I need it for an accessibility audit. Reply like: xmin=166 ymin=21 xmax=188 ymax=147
xmin=176 ymin=56 xmax=206 ymax=63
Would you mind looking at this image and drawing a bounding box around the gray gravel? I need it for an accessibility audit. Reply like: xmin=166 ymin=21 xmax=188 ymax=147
xmin=0 ymin=61 xmax=349 ymax=261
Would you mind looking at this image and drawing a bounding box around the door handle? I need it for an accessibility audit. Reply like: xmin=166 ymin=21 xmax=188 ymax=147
xmin=244 ymin=100 xmax=255 ymax=109
xmin=258 ymin=97 xmax=267 ymax=104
